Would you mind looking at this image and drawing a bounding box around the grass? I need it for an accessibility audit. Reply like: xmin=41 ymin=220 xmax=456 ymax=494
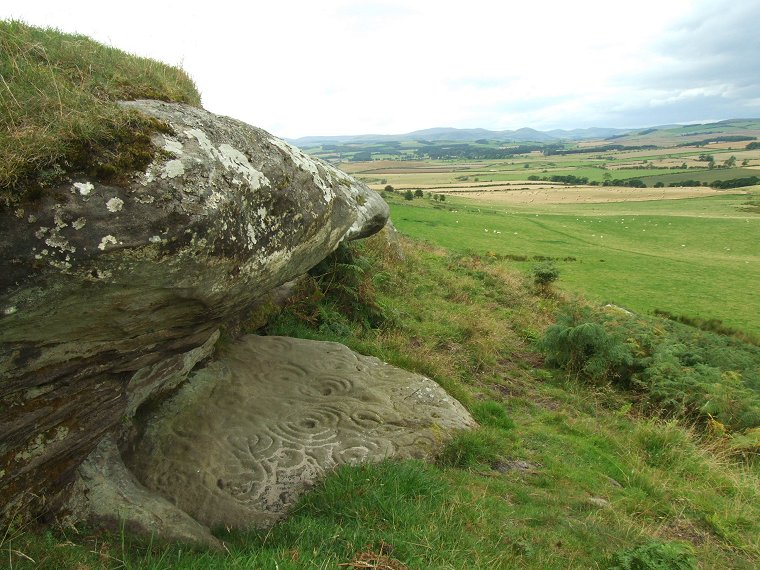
xmin=4 ymin=235 xmax=759 ymax=569
xmin=385 ymin=190 xmax=760 ymax=334
xmin=636 ymin=167 xmax=760 ymax=186
xmin=3 ymin=20 xmax=759 ymax=570
xmin=0 ymin=20 xmax=200 ymax=208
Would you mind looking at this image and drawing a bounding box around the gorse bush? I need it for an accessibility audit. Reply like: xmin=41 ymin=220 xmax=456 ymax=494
xmin=0 ymin=20 xmax=200 ymax=207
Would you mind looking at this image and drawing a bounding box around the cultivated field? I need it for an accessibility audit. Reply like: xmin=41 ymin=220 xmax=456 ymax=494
xmin=406 ymin=185 xmax=744 ymax=205
xmin=325 ymin=131 xmax=760 ymax=335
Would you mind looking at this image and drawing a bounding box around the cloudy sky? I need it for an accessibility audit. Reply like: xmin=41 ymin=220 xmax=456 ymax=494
xmin=3 ymin=0 xmax=759 ymax=138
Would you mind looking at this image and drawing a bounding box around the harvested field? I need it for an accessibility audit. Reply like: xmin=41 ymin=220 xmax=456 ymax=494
xmin=433 ymin=185 xmax=747 ymax=204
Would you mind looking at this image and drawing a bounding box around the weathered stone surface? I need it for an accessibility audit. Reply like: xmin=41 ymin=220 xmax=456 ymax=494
xmin=125 ymin=330 xmax=219 ymax=419
xmin=66 ymin=436 xmax=221 ymax=549
xmin=0 ymin=100 xmax=388 ymax=523
xmin=126 ymin=336 xmax=476 ymax=531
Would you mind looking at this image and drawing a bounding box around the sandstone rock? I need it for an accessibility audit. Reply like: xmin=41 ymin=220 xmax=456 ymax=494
xmin=125 ymin=336 xmax=476 ymax=531
xmin=0 ymin=100 xmax=388 ymax=523
xmin=66 ymin=436 xmax=221 ymax=549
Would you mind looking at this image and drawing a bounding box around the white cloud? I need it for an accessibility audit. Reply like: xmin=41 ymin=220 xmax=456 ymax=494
xmin=2 ymin=0 xmax=757 ymax=136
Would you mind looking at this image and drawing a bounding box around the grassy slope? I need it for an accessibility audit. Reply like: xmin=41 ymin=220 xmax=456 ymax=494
xmin=0 ymin=20 xmax=200 ymax=208
xmin=388 ymin=191 xmax=760 ymax=334
xmin=5 ymin=236 xmax=759 ymax=569
xmin=3 ymin=20 xmax=759 ymax=570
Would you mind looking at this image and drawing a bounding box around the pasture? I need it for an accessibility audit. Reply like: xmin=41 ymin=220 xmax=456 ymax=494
xmin=385 ymin=189 xmax=760 ymax=334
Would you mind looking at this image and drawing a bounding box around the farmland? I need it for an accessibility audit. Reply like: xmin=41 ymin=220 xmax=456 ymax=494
xmin=310 ymin=123 xmax=760 ymax=335
xmin=383 ymin=190 xmax=760 ymax=334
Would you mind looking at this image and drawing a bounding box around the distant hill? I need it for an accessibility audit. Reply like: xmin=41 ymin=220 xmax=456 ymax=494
xmin=288 ymin=119 xmax=760 ymax=147
xmin=288 ymin=126 xmax=628 ymax=146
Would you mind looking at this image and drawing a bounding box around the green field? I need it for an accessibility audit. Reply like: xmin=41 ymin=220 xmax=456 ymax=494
xmin=387 ymin=191 xmax=760 ymax=334
xmin=5 ymin=22 xmax=760 ymax=570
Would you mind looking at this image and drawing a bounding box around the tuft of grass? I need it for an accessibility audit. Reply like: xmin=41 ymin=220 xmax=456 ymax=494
xmin=471 ymin=399 xmax=516 ymax=430
xmin=437 ymin=428 xmax=507 ymax=468
xmin=609 ymin=540 xmax=699 ymax=570
xmin=0 ymin=20 xmax=201 ymax=208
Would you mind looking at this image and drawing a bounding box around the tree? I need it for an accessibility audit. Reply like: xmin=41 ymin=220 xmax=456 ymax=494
xmin=384 ymin=184 xmax=394 ymax=193
xmin=533 ymin=261 xmax=559 ymax=294
xmin=414 ymin=189 xmax=424 ymax=198
xmin=439 ymin=194 xmax=446 ymax=202
xmin=723 ymin=155 xmax=737 ymax=168
xmin=404 ymin=189 xmax=414 ymax=200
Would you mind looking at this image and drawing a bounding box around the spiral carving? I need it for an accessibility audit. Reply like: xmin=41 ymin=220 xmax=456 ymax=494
xmin=128 ymin=335 xmax=475 ymax=530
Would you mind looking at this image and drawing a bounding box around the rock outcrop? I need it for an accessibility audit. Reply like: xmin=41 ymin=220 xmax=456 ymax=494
xmin=75 ymin=336 xmax=475 ymax=538
xmin=0 ymin=100 xmax=388 ymax=524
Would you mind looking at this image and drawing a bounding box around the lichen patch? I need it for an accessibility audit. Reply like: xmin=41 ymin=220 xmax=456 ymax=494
xmin=74 ymin=182 xmax=94 ymax=196
xmin=98 ymin=235 xmax=118 ymax=251
xmin=162 ymin=159 xmax=185 ymax=179
xmin=106 ymin=197 xmax=124 ymax=213
xmin=268 ymin=137 xmax=333 ymax=203
xmin=45 ymin=234 xmax=75 ymax=253
xmin=217 ymin=144 xmax=268 ymax=189
xmin=163 ymin=137 xmax=184 ymax=156
xmin=183 ymin=129 xmax=270 ymax=193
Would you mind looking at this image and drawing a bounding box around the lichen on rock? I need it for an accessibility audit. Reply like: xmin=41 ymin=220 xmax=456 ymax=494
xmin=0 ymin=100 xmax=389 ymax=526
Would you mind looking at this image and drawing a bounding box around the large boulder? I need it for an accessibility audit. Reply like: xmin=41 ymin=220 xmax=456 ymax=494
xmin=0 ymin=100 xmax=388 ymax=524
xmin=76 ymin=336 xmax=475 ymax=537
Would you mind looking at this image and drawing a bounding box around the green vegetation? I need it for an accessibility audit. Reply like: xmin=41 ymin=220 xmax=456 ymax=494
xmin=542 ymin=306 xmax=760 ymax=434
xmin=0 ymin=20 xmax=200 ymax=208
xmin=8 ymin=234 xmax=759 ymax=569
xmin=3 ymin=21 xmax=760 ymax=570
xmin=609 ymin=541 xmax=698 ymax=570
xmin=532 ymin=260 xmax=560 ymax=294
xmin=385 ymin=191 xmax=760 ymax=334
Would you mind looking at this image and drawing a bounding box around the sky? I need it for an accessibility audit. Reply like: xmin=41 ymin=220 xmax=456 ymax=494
xmin=3 ymin=0 xmax=760 ymax=138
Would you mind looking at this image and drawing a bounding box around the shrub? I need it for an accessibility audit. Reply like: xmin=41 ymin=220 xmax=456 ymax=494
xmin=541 ymin=311 xmax=633 ymax=384
xmin=532 ymin=261 xmax=560 ymax=294
xmin=404 ymin=189 xmax=414 ymax=200
xmin=542 ymin=308 xmax=760 ymax=432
